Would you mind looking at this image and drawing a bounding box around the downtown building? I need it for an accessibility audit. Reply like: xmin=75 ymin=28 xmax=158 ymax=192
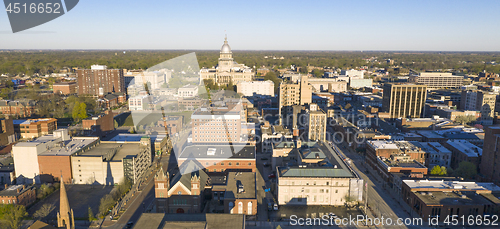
xmin=411 ymin=72 xmax=463 ymax=89
xmin=236 ymin=80 xmax=274 ymax=97
xmin=76 ymin=65 xmax=125 ymax=96
xmin=279 ymin=74 xmax=312 ymax=127
xmin=460 ymin=90 xmax=496 ymax=125
xmin=381 ymin=83 xmax=427 ymax=119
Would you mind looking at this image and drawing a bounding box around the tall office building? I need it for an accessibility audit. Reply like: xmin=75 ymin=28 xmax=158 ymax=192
xmin=382 ymin=84 xmax=427 ymax=119
xmin=413 ymin=72 xmax=463 ymax=89
xmin=279 ymin=75 xmax=312 ymax=126
xmin=306 ymin=104 xmax=327 ymax=142
xmin=77 ymin=65 xmax=125 ymax=96
xmin=479 ymin=126 xmax=500 ymax=186
xmin=460 ymin=90 xmax=497 ymax=125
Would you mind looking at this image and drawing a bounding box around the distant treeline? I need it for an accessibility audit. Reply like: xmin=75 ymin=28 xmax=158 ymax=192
xmin=1 ymin=50 xmax=500 ymax=75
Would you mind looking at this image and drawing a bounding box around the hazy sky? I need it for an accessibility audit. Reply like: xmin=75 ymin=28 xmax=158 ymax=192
xmin=1 ymin=0 xmax=499 ymax=51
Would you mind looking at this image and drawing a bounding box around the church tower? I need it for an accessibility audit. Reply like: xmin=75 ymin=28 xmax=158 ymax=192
xmin=155 ymin=167 xmax=170 ymax=213
xmin=57 ymin=177 xmax=75 ymax=229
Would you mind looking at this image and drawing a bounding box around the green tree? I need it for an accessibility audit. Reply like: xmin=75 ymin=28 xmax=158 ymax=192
xmin=87 ymin=206 xmax=96 ymax=222
xmin=312 ymin=69 xmax=324 ymax=78
xmin=454 ymin=161 xmax=477 ymax=180
xmin=455 ymin=115 xmax=477 ymax=125
xmin=98 ymin=195 xmax=115 ymax=217
xmin=0 ymin=204 xmax=28 ymax=229
xmin=114 ymin=120 xmax=119 ymax=128
xmin=440 ymin=166 xmax=447 ymax=176
xmin=430 ymin=165 xmax=442 ymax=175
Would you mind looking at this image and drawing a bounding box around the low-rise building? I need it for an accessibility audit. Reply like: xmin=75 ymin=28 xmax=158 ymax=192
xmin=444 ymin=140 xmax=482 ymax=170
xmin=13 ymin=118 xmax=57 ymax=139
xmin=53 ymin=82 xmax=77 ymax=95
xmin=178 ymin=84 xmax=199 ymax=98
xmin=0 ymin=100 xmax=36 ymax=118
xmin=176 ymin=144 xmax=256 ymax=173
xmin=402 ymin=180 xmax=500 ymax=222
xmin=0 ymin=184 xmax=36 ymax=206
xmin=237 ymin=80 xmax=274 ymax=97
xmin=261 ymin=123 xmax=292 ymax=154
xmin=128 ymin=95 xmax=150 ymax=111
xmin=12 ymin=129 xmax=99 ymax=184
xmin=277 ymin=142 xmax=363 ymax=206
xmin=413 ymin=142 xmax=452 ymax=168
xmin=82 ymin=110 xmax=114 ymax=137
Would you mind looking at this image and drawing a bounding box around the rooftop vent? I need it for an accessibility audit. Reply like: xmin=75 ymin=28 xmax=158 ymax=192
xmin=207 ymin=148 xmax=216 ymax=156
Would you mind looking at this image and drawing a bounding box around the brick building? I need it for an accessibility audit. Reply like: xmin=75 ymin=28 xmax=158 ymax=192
xmin=0 ymin=117 xmax=16 ymax=147
xmin=177 ymin=144 xmax=256 ymax=173
xmin=0 ymin=184 xmax=36 ymax=206
xmin=402 ymin=180 xmax=500 ymax=222
xmin=53 ymin=82 xmax=77 ymax=95
xmin=13 ymin=118 xmax=57 ymax=139
xmin=82 ymin=110 xmax=114 ymax=137
xmin=77 ymin=65 xmax=125 ymax=96
xmin=0 ymin=100 xmax=36 ymax=118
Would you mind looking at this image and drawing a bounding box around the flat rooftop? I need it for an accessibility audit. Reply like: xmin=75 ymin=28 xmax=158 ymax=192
xmin=14 ymin=135 xmax=62 ymax=147
xmin=178 ymin=144 xmax=255 ymax=159
xmin=414 ymin=190 xmax=493 ymax=206
xmin=404 ymin=180 xmax=500 ymax=192
xmin=75 ymin=142 xmax=146 ymax=161
xmin=446 ymin=140 xmax=482 ymax=157
xmin=39 ymin=137 xmax=99 ymax=156
xmin=220 ymin=172 xmax=256 ymax=199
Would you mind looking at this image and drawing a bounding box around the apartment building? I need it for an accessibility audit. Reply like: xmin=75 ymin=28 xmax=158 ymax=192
xmin=77 ymin=65 xmax=125 ymax=96
xmin=381 ymin=84 xmax=427 ymax=119
xmin=0 ymin=100 xmax=36 ymax=117
xmin=0 ymin=185 xmax=36 ymax=206
xmin=444 ymin=140 xmax=482 ymax=170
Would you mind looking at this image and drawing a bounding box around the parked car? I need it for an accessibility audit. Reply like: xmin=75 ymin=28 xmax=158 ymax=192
xmin=273 ymin=203 xmax=279 ymax=211
xmin=268 ymin=174 xmax=276 ymax=179
xmin=329 ymin=213 xmax=339 ymax=219
xmin=261 ymin=157 xmax=268 ymax=160
xmin=263 ymin=162 xmax=270 ymax=167
xmin=267 ymin=202 xmax=273 ymax=211
xmin=126 ymin=221 xmax=134 ymax=228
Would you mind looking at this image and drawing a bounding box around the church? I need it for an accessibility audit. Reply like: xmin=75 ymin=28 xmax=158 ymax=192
xmin=200 ymin=36 xmax=254 ymax=86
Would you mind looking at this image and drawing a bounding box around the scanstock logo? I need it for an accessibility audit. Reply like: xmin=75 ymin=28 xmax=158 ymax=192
xmin=4 ymin=0 xmax=79 ymax=33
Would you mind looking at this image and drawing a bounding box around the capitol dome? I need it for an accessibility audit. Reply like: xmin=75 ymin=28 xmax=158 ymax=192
xmin=220 ymin=36 xmax=232 ymax=53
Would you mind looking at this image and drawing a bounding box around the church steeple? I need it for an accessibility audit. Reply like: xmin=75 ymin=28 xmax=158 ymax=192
xmin=57 ymin=177 xmax=75 ymax=229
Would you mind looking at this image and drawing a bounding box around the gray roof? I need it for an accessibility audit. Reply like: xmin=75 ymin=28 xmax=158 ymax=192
xmin=213 ymin=172 xmax=256 ymax=200
xmin=178 ymin=144 xmax=255 ymax=159
xmin=170 ymin=160 xmax=209 ymax=192
xmin=133 ymin=213 xmax=245 ymax=229
xmin=279 ymin=167 xmax=354 ymax=178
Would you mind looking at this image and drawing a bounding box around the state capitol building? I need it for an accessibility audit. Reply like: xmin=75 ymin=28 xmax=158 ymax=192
xmin=200 ymin=36 xmax=254 ymax=86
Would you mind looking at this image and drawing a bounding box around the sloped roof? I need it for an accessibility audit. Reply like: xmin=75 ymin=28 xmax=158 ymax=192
xmin=279 ymin=167 xmax=354 ymax=178
xmin=170 ymin=160 xmax=209 ymax=192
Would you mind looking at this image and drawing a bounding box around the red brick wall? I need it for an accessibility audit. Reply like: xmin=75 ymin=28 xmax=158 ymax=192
xmin=37 ymin=155 xmax=72 ymax=183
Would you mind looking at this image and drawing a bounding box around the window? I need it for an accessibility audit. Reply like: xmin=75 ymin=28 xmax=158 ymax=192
xmin=236 ymin=162 xmax=239 ymax=166
xmin=247 ymin=202 xmax=253 ymax=215
xmin=238 ymin=202 xmax=243 ymax=214
xmin=229 ymin=162 xmax=232 ymax=165
xmin=221 ymin=162 xmax=224 ymax=165
xmin=229 ymin=202 xmax=234 ymax=214
xmin=248 ymin=163 xmax=251 ymax=165
xmin=335 ymin=190 xmax=338 ymax=193
xmin=178 ymin=191 xmax=182 ymax=195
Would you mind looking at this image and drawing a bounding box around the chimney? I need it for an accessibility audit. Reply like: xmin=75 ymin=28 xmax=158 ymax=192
xmin=4 ymin=184 xmax=7 ymax=189
xmin=17 ymin=188 xmax=20 ymax=193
